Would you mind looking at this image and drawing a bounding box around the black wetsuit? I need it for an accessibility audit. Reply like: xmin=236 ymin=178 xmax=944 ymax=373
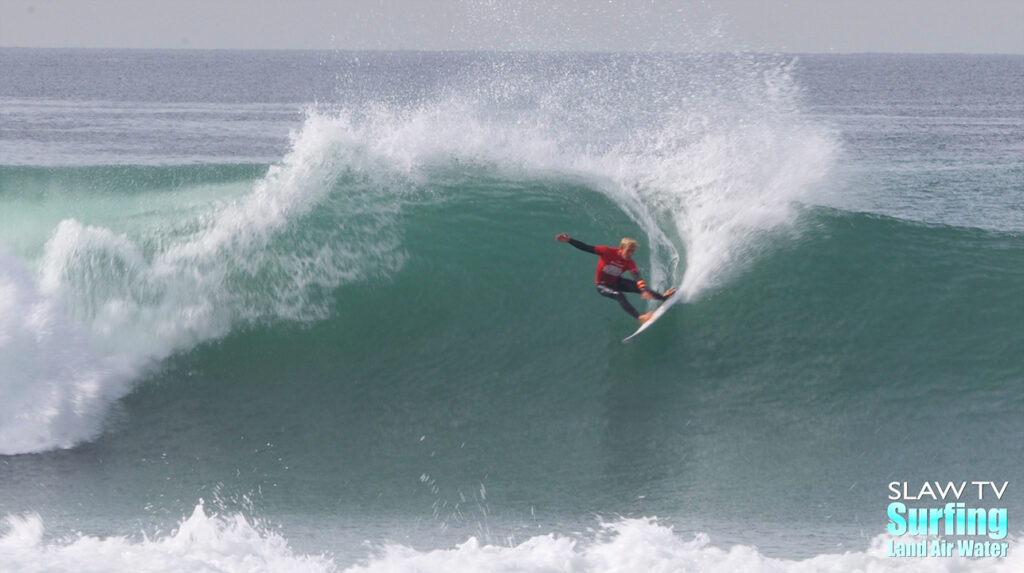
xmin=567 ymin=238 xmax=670 ymax=319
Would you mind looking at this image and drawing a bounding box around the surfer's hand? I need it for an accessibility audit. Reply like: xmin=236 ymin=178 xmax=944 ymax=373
xmin=555 ymin=233 xmax=570 ymax=242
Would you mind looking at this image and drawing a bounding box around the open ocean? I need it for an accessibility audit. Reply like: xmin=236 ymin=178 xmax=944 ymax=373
xmin=1 ymin=48 xmax=1022 ymax=572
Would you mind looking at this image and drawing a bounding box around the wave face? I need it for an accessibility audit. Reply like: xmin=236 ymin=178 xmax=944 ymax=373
xmin=0 ymin=52 xmax=842 ymax=455
xmin=1 ymin=152 xmax=1021 ymax=540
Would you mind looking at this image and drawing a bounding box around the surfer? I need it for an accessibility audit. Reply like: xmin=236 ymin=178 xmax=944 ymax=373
xmin=556 ymin=233 xmax=675 ymax=323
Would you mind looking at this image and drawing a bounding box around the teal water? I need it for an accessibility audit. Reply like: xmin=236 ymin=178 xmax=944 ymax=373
xmin=1 ymin=50 xmax=1022 ymax=571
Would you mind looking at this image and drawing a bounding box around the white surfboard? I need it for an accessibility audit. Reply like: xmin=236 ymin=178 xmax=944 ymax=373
xmin=622 ymin=290 xmax=683 ymax=343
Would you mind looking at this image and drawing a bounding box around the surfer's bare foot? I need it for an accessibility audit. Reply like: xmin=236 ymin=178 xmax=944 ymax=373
xmin=638 ymin=311 xmax=654 ymax=323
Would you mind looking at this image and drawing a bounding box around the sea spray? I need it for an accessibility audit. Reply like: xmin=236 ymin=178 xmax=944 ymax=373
xmin=333 ymin=52 xmax=838 ymax=299
xmin=574 ymin=56 xmax=839 ymax=300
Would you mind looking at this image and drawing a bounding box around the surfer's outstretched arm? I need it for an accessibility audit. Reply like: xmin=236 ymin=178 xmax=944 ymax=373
xmin=555 ymin=233 xmax=595 ymax=254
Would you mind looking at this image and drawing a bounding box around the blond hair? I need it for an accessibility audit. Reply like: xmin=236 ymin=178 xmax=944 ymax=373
xmin=619 ymin=237 xmax=638 ymax=250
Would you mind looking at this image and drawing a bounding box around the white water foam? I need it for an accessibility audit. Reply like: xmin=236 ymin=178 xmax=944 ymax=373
xmin=348 ymin=522 xmax=1021 ymax=573
xmin=0 ymin=505 xmax=334 ymax=573
xmin=0 ymin=249 xmax=134 ymax=452
xmin=1 ymin=511 xmax=1017 ymax=573
xmin=0 ymin=112 xmax=407 ymax=455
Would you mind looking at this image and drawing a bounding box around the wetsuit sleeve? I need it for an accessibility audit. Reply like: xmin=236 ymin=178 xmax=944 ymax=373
xmin=567 ymin=238 xmax=596 ymax=254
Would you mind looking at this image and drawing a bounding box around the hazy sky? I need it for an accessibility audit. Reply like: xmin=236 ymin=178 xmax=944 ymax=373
xmin=2 ymin=0 xmax=1022 ymax=54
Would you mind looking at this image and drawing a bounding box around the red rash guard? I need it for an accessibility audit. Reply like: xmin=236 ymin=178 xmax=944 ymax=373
xmin=592 ymin=245 xmax=639 ymax=285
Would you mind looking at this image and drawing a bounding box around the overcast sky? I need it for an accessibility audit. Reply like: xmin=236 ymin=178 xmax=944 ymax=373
xmin=2 ymin=0 xmax=1022 ymax=54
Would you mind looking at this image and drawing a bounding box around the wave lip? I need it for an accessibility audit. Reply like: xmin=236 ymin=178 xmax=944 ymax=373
xmin=0 ymin=110 xmax=408 ymax=455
